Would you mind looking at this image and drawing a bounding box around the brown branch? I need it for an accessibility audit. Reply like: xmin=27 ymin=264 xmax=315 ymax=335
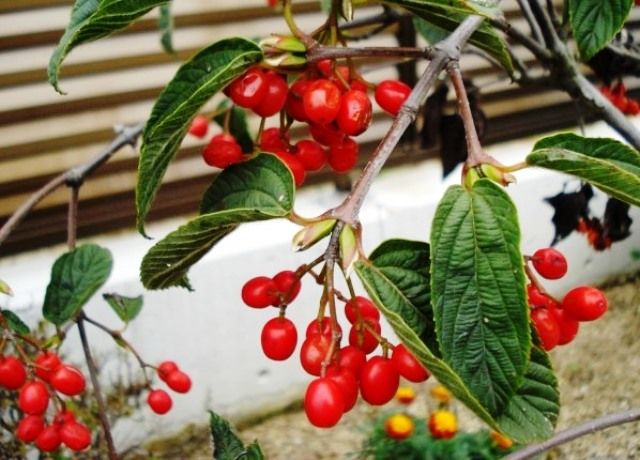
xmin=67 ymin=186 xmax=79 ymax=250
xmin=307 ymin=46 xmax=432 ymax=63
xmin=504 ymin=408 xmax=640 ymax=460
xmin=489 ymin=17 xmax=552 ymax=62
xmin=516 ymin=0 xmax=544 ymax=45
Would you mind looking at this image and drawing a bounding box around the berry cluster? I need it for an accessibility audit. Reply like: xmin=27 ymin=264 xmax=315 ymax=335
xmin=601 ymin=82 xmax=640 ymax=115
xmin=146 ymin=360 xmax=192 ymax=415
xmin=0 ymin=351 xmax=91 ymax=452
xmin=241 ymin=271 xmax=430 ymax=428
xmin=190 ymin=61 xmax=412 ymax=187
xmin=527 ymin=248 xmax=608 ymax=351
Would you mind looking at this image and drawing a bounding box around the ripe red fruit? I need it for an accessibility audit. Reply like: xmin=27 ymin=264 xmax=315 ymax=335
xmin=253 ymin=72 xmax=288 ymax=118
xmin=375 ymin=80 xmax=411 ymax=116
xmin=259 ymin=127 xmax=289 ymax=152
xmin=0 ymin=356 xmax=27 ymax=390
xmin=348 ymin=319 xmax=381 ymax=354
xmin=326 ymin=366 xmax=358 ymax=412
xmin=531 ymin=308 xmax=560 ymax=351
xmin=345 ymin=296 xmax=380 ymax=324
xmin=627 ymin=99 xmax=640 ymax=115
xmin=166 ymin=370 xmax=192 ymax=393
xmin=548 ymin=303 xmax=580 ymax=345
xmin=337 ymin=90 xmax=372 ymax=136
xmin=35 ymin=352 xmax=61 ymax=382
xmin=35 ymin=425 xmax=61 ymax=452
xmin=286 ymin=78 xmax=311 ymax=122
xmin=147 ymin=389 xmax=173 ymax=415
xmin=261 ymin=317 xmax=298 ymax=361
xmin=188 ymin=115 xmax=209 ymax=138
xmin=305 ymin=317 xmax=342 ymax=339
xmin=19 ymin=380 xmax=50 ymax=415
xmin=53 ymin=409 xmax=76 ymax=425
xmin=50 ymin=365 xmax=86 ymax=396
xmin=327 ymin=137 xmax=359 ymax=173
xmin=272 ymin=270 xmax=301 ymax=304
xmin=157 ymin=361 xmax=179 ymax=381
xmin=300 ymin=334 xmax=331 ymax=376
xmin=531 ymin=248 xmax=568 ymax=280
xmin=391 ymin=344 xmax=430 ymax=382
xmin=562 ymin=286 xmax=608 ymax=321
xmin=60 ymin=421 xmax=91 ymax=451
xmin=304 ymin=378 xmax=344 ymax=428
xmin=360 ymin=356 xmax=400 ymax=405
xmin=294 ymin=139 xmax=326 ymax=171
xmin=202 ymin=133 xmax=243 ymax=169
xmin=337 ymin=345 xmax=367 ymax=379
xmin=303 ymin=79 xmax=342 ymax=125
xmin=527 ymin=284 xmax=554 ymax=308
xmin=274 ymin=151 xmax=306 ymax=187
xmin=316 ymin=60 xmax=349 ymax=81
xmin=242 ymin=276 xmax=279 ymax=308
xmin=309 ymin=123 xmax=344 ymax=146
xmin=16 ymin=415 xmax=45 ymax=443
xmin=227 ymin=68 xmax=268 ymax=109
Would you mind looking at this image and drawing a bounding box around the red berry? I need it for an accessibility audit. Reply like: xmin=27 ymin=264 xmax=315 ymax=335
xmin=202 ymin=133 xmax=243 ymax=169
xmin=0 ymin=356 xmax=27 ymax=390
xmin=272 ymin=270 xmax=301 ymax=304
xmin=627 ymin=99 xmax=640 ymax=115
xmin=60 ymin=421 xmax=91 ymax=451
xmin=188 ymin=115 xmax=209 ymax=138
xmin=166 ymin=370 xmax=192 ymax=393
xmin=261 ymin=317 xmax=298 ymax=361
xmin=227 ymin=68 xmax=268 ymax=109
xmin=147 ymin=389 xmax=173 ymax=415
xmin=375 ymin=80 xmax=411 ymax=116
xmin=304 ymin=378 xmax=344 ymax=428
xmin=274 ymin=151 xmax=306 ymax=187
xmin=527 ymin=284 xmax=554 ymax=308
xmin=305 ymin=317 xmax=342 ymax=339
xmin=286 ymin=78 xmax=311 ymax=122
xmin=316 ymin=60 xmax=349 ymax=81
xmin=50 ymin=365 xmax=86 ymax=396
xmin=531 ymin=308 xmax=560 ymax=351
xmin=309 ymin=123 xmax=345 ymax=146
xmin=350 ymin=79 xmax=369 ymax=93
xmin=562 ymin=286 xmax=608 ymax=321
xmin=326 ymin=366 xmax=358 ymax=412
xmin=16 ymin=415 xmax=45 ymax=443
xmin=19 ymin=380 xmax=50 ymax=415
xmin=337 ymin=345 xmax=367 ymax=380
xmin=35 ymin=352 xmax=61 ymax=382
xmin=348 ymin=319 xmax=381 ymax=354
xmin=548 ymin=303 xmax=580 ymax=345
xmin=253 ymin=72 xmax=288 ymax=118
xmin=35 ymin=425 xmax=61 ymax=452
xmin=53 ymin=409 xmax=76 ymax=425
xmin=300 ymin=334 xmax=331 ymax=376
xmin=531 ymin=248 xmax=568 ymax=280
xmin=242 ymin=276 xmax=279 ymax=308
xmin=391 ymin=344 xmax=429 ymax=382
xmin=360 ymin=356 xmax=400 ymax=405
xmin=327 ymin=137 xmax=359 ymax=173
xmin=294 ymin=139 xmax=326 ymax=171
xmin=157 ymin=361 xmax=179 ymax=381
xmin=336 ymin=90 xmax=372 ymax=136
xmin=303 ymin=79 xmax=342 ymax=125
xmin=345 ymin=296 xmax=380 ymax=324
xmin=259 ymin=127 xmax=289 ymax=153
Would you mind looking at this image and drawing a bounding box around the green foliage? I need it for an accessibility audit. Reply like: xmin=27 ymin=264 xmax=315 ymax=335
xmin=1 ymin=310 xmax=30 ymax=335
xmin=48 ymin=0 xmax=170 ymax=92
xmin=568 ymin=0 xmax=634 ymax=60
xmin=213 ymin=103 xmax=254 ymax=153
xmin=43 ymin=244 xmax=113 ymax=326
xmin=102 ymin=293 xmax=143 ymax=323
xmin=527 ymin=133 xmax=640 ymax=207
xmin=136 ymin=38 xmax=262 ymax=236
xmin=209 ymin=411 xmax=264 ymax=460
xmin=158 ymin=3 xmax=174 ymax=53
xmin=141 ymin=154 xmax=295 ymax=290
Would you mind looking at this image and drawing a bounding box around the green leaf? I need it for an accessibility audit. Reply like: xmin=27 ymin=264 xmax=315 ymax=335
xmin=141 ymin=154 xmax=294 ymax=290
xmin=413 ymin=16 xmax=448 ymax=45
xmin=1 ymin=310 xmax=30 ymax=335
xmin=136 ymin=38 xmax=262 ymax=236
xmin=209 ymin=411 xmax=264 ymax=460
xmin=0 ymin=279 xmax=13 ymax=296
xmin=158 ymin=3 xmax=174 ymax=54
xmin=213 ymin=102 xmax=254 ymax=154
xmin=103 ymin=293 xmax=143 ymax=323
xmin=43 ymin=244 xmax=113 ymax=326
xmin=48 ymin=0 xmax=170 ymax=93
xmin=430 ymin=180 xmax=530 ymax=415
xmin=568 ymin=0 xmax=633 ymax=60
xmin=527 ymin=133 xmax=640 ymax=207
xmin=496 ymin=345 xmax=560 ymax=442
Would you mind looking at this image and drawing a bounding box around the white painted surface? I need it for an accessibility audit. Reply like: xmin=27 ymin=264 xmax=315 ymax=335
xmin=1 ymin=120 xmax=639 ymax=447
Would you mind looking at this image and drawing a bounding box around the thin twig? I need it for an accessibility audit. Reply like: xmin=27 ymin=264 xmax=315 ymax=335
xmin=308 ymin=46 xmax=432 ymax=63
xmin=504 ymin=408 xmax=640 ymax=460
xmin=516 ymin=0 xmax=545 ymax=44
xmin=67 ymin=186 xmax=79 ymax=250
xmin=489 ymin=17 xmax=552 ymax=62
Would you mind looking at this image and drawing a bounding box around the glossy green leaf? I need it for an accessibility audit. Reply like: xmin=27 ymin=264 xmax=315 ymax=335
xmin=137 ymin=38 xmax=262 ymax=236
xmin=527 ymin=133 xmax=640 ymax=207
xmin=209 ymin=411 xmax=264 ymax=460
xmin=430 ymin=180 xmax=530 ymax=415
xmin=213 ymin=102 xmax=253 ymax=153
xmin=43 ymin=244 xmax=113 ymax=326
xmin=49 ymin=0 xmax=170 ymax=93
xmin=568 ymin=0 xmax=633 ymax=60
xmin=103 ymin=293 xmax=143 ymax=323
xmin=1 ymin=310 xmax=30 ymax=335
xmin=158 ymin=3 xmax=174 ymax=53
xmin=141 ymin=154 xmax=294 ymax=290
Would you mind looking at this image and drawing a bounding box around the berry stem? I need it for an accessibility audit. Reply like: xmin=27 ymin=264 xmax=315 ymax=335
xmin=524 ymin=264 xmax=560 ymax=303
xmin=282 ymin=0 xmax=315 ymax=49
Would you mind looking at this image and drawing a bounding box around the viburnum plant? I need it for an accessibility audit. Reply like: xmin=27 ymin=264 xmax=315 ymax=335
xmin=2 ymin=0 xmax=640 ymax=458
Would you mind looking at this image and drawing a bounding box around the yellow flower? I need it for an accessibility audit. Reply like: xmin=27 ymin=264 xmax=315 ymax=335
xmin=395 ymin=386 xmax=416 ymax=404
xmin=490 ymin=431 xmax=513 ymax=449
xmin=430 ymin=384 xmax=452 ymax=404
xmin=428 ymin=410 xmax=457 ymax=439
xmin=384 ymin=413 xmax=415 ymax=440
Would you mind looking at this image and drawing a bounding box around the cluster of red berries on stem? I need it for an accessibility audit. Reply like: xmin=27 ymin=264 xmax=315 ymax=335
xmin=0 ymin=350 xmax=92 ymax=452
xmin=527 ymin=247 xmax=608 ymax=351
xmin=146 ymin=360 xmax=192 ymax=415
xmin=189 ymin=58 xmax=412 ymax=187
xmin=601 ymin=82 xmax=640 ymax=115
